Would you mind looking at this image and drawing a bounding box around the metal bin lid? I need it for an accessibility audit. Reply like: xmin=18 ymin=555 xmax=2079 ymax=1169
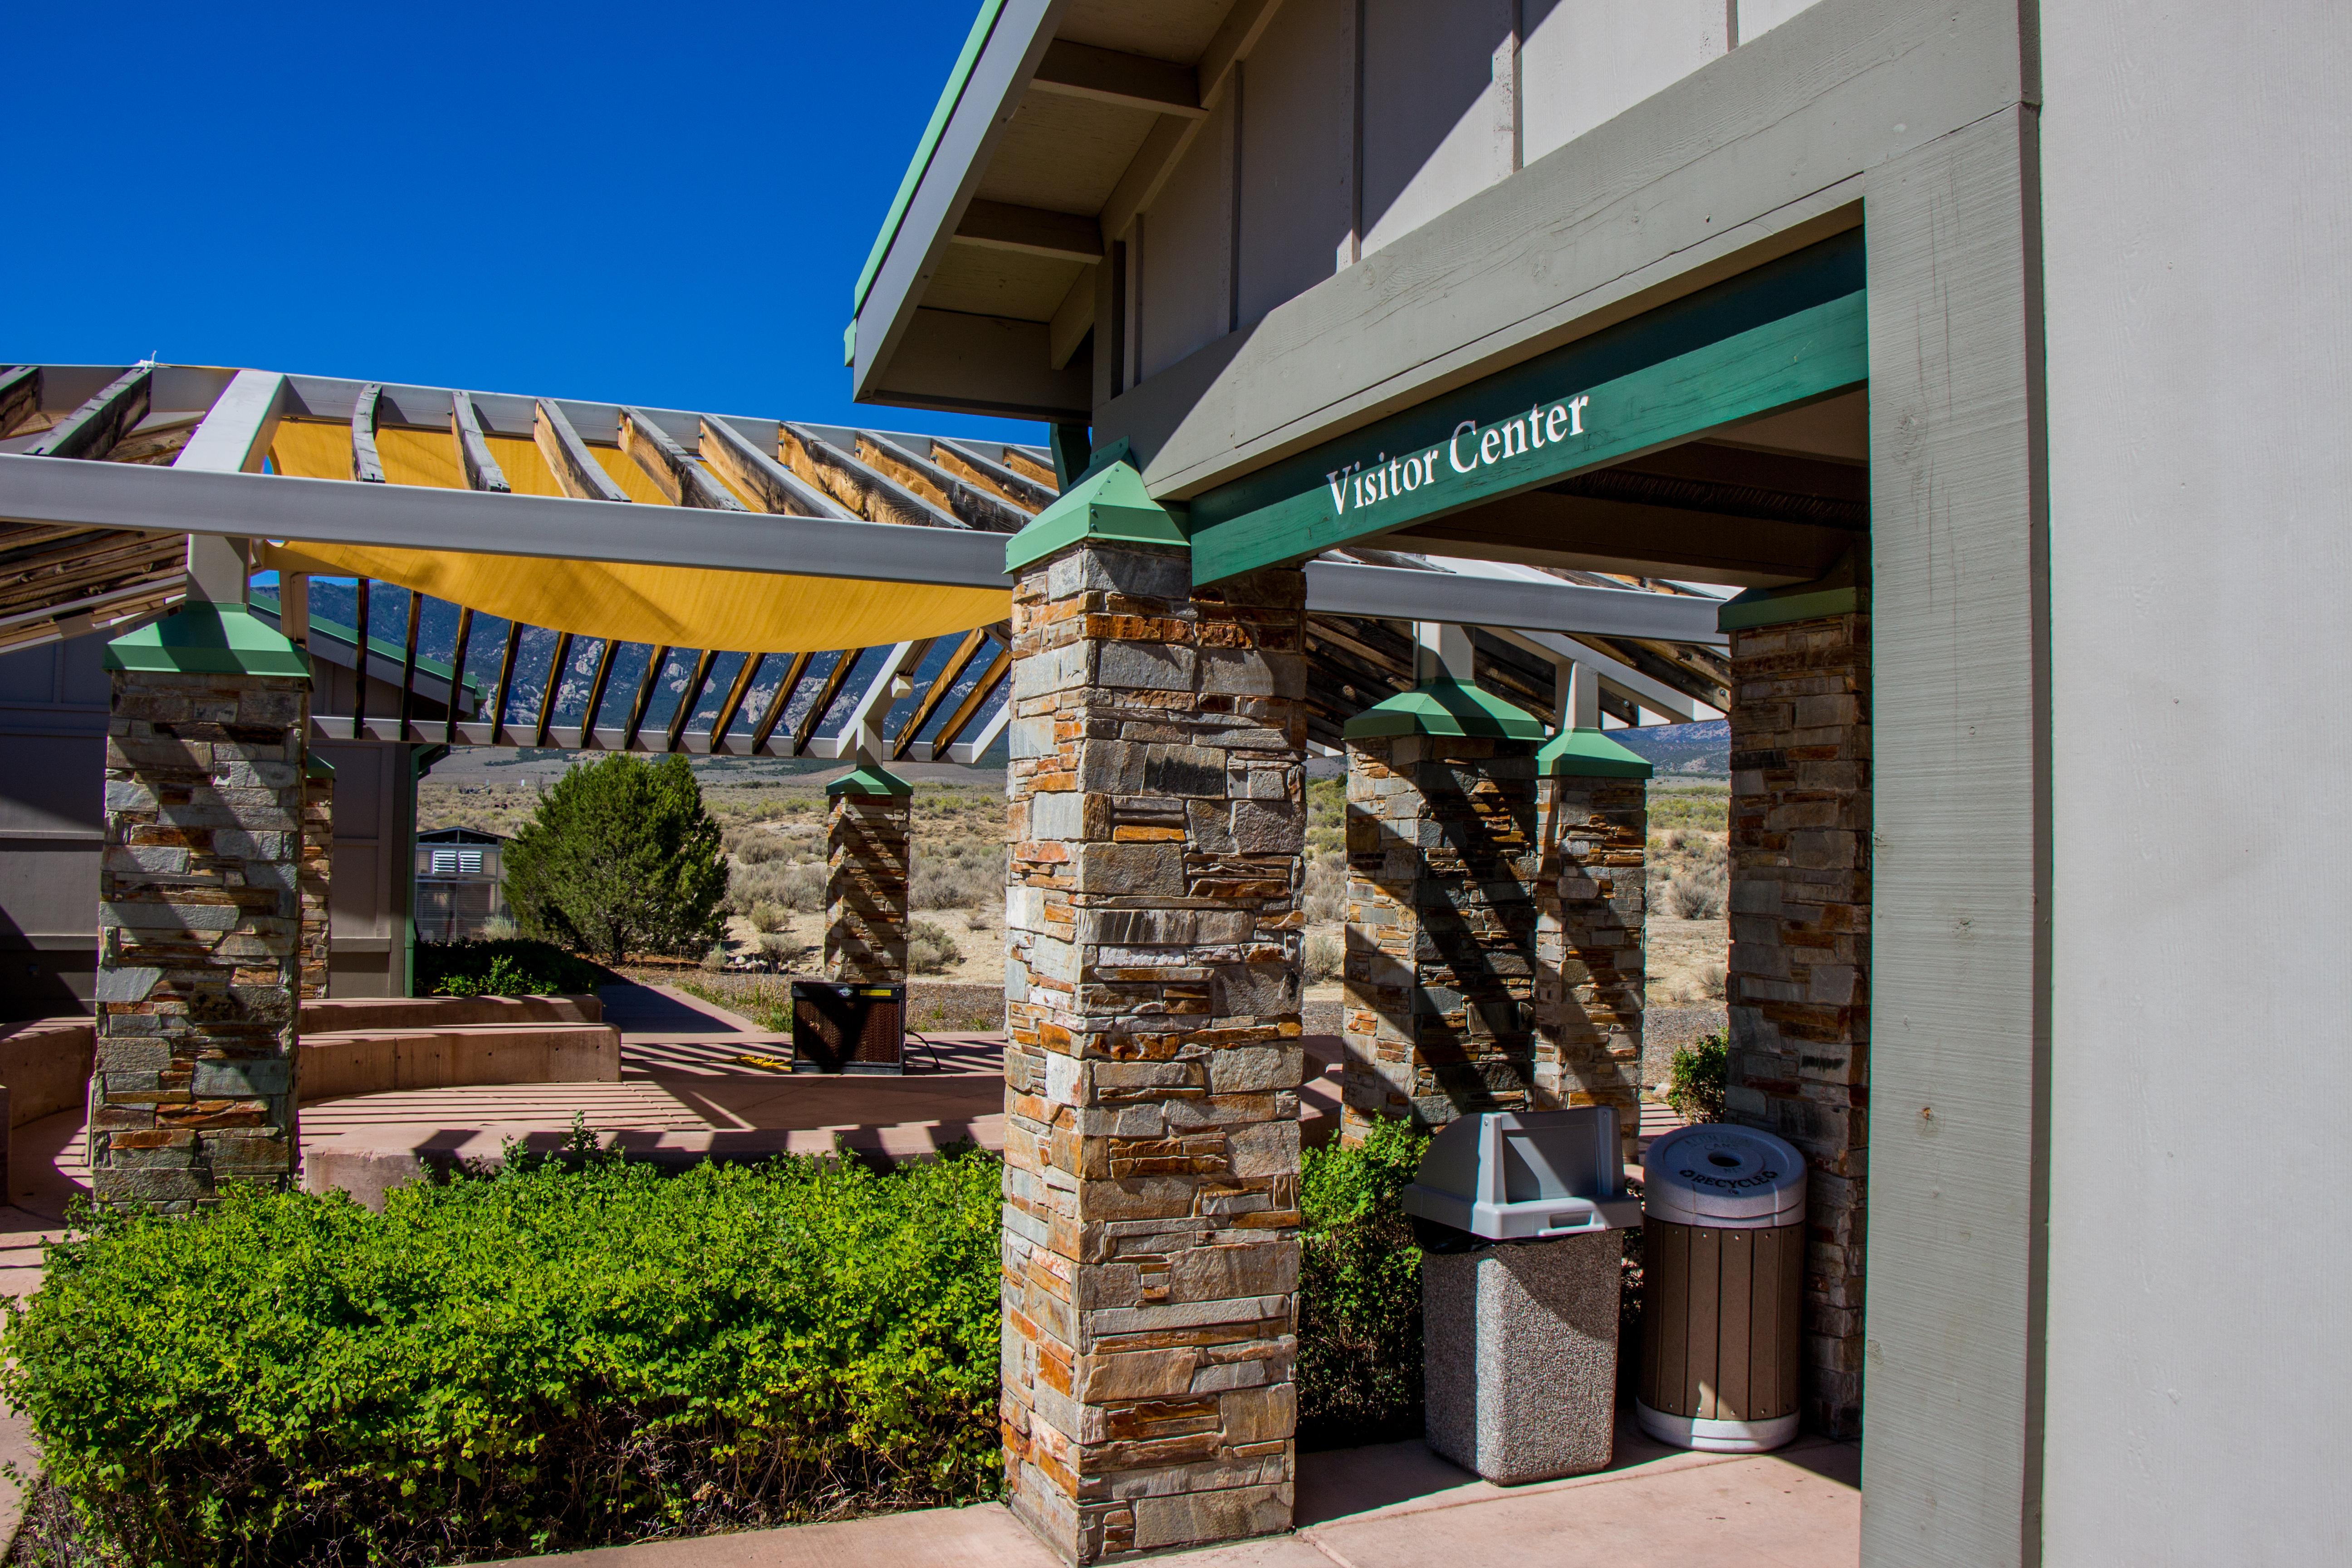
xmin=1643 ymin=1124 xmax=1807 ymax=1229
xmin=1399 ymin=1108 xmax=1642 ymax=1241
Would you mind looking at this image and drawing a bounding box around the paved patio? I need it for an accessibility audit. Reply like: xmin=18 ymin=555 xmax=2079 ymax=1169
xmin=495 ymin=1425 xmax=1859 ymax=1567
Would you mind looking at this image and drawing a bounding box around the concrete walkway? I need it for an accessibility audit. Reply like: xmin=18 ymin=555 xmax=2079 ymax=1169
xmin=497 ymin=1421 xmax=1859 ymax=1567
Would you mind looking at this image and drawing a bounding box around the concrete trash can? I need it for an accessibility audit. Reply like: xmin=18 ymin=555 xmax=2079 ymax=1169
xmin=1637 ymin=1123 xmax=1808 ymax=1452
xmin=1401 ymin=1107 xmax=1640 ymax=1483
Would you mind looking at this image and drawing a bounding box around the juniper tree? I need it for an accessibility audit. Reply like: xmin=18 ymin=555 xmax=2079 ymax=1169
xmin=503 ymin=754 xmax=728 ymax=965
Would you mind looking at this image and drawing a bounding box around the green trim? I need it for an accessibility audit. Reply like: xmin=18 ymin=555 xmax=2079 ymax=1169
xmin=1187 ymin=233 xmax=1867 ymax=585
xmin=827 ymin=763 xmax=914 ymax=797
xmin=1536 ymin=726 xmax=1655 ymax=779
xmin=1717 ymin=584 xmax=1863 ymax=631
xmin=850 ymin=0 xmax=1008 ymax=324
xmin=104 ymin=603 xmax=311 ymax=679
xmin=1004 ymin=459 xmax=1190 ymax=572
xmin=304 ymin=754 xmax=335 ymax=779
xmin=1342 ymin=678 xmax=1548 ymax=742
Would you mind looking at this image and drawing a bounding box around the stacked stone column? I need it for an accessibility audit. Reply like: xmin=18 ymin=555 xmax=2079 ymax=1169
xmin=1338 ymin=700 xmax=1544 ymax=1139
xmin=92 ymin=605 xmax=311 ymax=1209
xmin=1724 ymin=599 xmax=1870 ymax=1437
xmin=1000 ymin=486 xmax=1307 ymax=1563
xmin=298 ymin=755 xmax=333 ymax=999
xmin=824 ymin=766 xmax=912 ymax=982
xmin=1532 ymin=731 xmax=1653 ymax=1167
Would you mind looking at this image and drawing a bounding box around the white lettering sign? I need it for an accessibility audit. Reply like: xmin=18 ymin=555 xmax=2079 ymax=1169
xmin=1325 ymin=395 xmax=1589 ymax=518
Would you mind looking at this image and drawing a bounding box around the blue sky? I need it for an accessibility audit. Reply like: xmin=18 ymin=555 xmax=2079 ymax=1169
xmin=5 ymin=1 xmax=1036 ymax=442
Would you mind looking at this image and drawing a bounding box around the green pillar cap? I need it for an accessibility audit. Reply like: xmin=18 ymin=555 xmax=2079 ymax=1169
xmin=103 ymin=602 xmax=312 ymax=679
xmin=1004 ymin=447 xmax=1189 ymax=573
xmin=826 ymin=762 xmax=914 ymax=797
xmin=1342 ymin=678 xmax=1548 ymax=742
xmin=1536 ymin=726 xmax=1655 ymax=779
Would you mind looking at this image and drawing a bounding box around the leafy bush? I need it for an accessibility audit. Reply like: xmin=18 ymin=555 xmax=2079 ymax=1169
xmin=1668 ymin=1030 xmax=1729 ymax=1122
xmin=1296 ymin=1120 xmax=1428 ymax=1449
xmin=3 ymin=1148 xmax=1004 ymax=1567
xmin=907 ymin=919 xmax=964 ymax=975
xmin=414 ymin=938 xmax=602 ymax=998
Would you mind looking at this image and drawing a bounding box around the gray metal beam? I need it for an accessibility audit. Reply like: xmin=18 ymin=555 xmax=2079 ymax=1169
xmin=1304 ymin=561 xmax=1726 ymax=646
xmin=173 ymin=370 xmax=287 ymax=475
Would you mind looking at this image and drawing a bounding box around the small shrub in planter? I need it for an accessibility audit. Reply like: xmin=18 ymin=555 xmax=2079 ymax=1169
xmin=2 ymin=1146 xmax=1003 ymax=1567
xmin=1296 ymin=1119 xmax=1428 ymax=1449
xmin=414 ymin=938 xmax=603 ymax=998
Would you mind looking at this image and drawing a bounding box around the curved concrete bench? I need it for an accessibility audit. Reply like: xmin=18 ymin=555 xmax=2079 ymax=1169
xmin=0 ymin=1017 xmax=97 ymax=1128
xmin=297 ymin=995 xmax=618 ymax=1105
xmin=301 ymin=994 xmax=604 ymax=1031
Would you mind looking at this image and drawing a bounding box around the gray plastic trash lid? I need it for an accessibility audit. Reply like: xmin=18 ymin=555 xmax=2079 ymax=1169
xmin=1643 ymin=1124 xmax=1807 ymax=1229
xmin=1400 ymin=1107 xmax=1642 ymax=1240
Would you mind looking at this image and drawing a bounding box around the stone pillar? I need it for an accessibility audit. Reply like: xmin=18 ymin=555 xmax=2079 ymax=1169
xmin=1723 ymin=589 xmax=1870 ymax=1438
xmin=1338 ymin=673 xmax=1547 ymax=1138
xmin=824 ymin=764 xmax=911 ymax=982
xmin=1533 ymin=727 xmax=1652 ymax=1168
xmin=999 ymin=460 xmax=1308 ymax=1564
xmin=92 ymin=603 xmax=311 ymax=1209
xmin=298 ymin=755 xmax=333 ymax=999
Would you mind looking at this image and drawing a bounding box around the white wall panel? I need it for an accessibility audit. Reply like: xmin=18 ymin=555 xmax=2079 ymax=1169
xmin=2039 ymin=1 xmax=2352 ymax=1560
xmin=1139 ymin=92 xmax=1235 ymax=381
xmin=1735 ymin=0 xmax=1823 ymax=44
xmin=1237 ymin=0 xmax=1356 ymax=324
xmin=1361 ymin=0 xmax=1514 ymax=255
xmin=1522 ymin=0 xmax=1729 ymax=166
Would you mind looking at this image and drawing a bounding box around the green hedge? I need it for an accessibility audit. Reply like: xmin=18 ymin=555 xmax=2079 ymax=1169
xmin=2 ymin=1148 xmax=1002 ymax=1567
xmin=1295 ymin=1120 xmax=1427 ymax=1449
xmin=413 ymin=938 xmax=604 ymax=999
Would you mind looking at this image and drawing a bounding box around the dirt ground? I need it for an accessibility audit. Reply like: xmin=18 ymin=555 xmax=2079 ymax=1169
xmin=416 ymin=761 xmax=1727 ymax=1003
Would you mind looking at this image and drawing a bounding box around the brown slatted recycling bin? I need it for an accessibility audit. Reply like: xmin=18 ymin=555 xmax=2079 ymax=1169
xmin=1637 ymin=1123 xmax=1808 ymax=1452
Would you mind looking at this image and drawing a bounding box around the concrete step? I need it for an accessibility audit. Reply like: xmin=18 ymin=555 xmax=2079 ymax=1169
xmin=0 ymin=1017 xmax=94 ymax=1127
xmin=300 ymin=994 xmax=603 ymax=1032
xmin=299 ymin=1023 xmax=621 ymax=1104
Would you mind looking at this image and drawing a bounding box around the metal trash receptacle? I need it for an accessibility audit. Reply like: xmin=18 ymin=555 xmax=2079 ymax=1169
xmin=1401 ymin=1108 xmax=1640 ymax=1484
xmin=1637 ymin=1123 xmax=1808 ymax=1452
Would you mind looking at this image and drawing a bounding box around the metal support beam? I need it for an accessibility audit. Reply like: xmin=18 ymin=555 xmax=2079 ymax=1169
xmin=1305 ymin=560 xmax=1727 ymax=644
xmin=944 ymin=680 xmax=1013 ymax=764
xmin=830 ymin=639 xmax=928 ymax=760
xmin=173 ymin=369 xmax=287 ymax=475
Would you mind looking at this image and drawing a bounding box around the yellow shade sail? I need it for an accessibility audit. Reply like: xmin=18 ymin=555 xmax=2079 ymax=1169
xmin=262 ymin=419 xmax=1010 ymax=652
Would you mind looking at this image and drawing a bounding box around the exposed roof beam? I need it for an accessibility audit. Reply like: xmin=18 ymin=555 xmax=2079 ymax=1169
xmin=351 ymin=384 xmax=387 ymax=483
xmin=790 ymin=647 xmax=868 ymax=757
xmin=443 ymin=607 xmax=475 ymax=745
xmin=920 ymin=644 xmax=1008 ymax=760
xmin=451 ymin=392 xmax=513 ymax=493
xmin=27 ymin=367 xmax=151 ymax=461
xmin=620 ymin=407 xmax=746 ymax=511
xmin=943 ymin=684 xmax=1012 ymax=764
xmin=705 ymin=651 xmax=766 ymax=752
xmin=699 ymin=417 xmax=850 ymax=518
xmin=1396 ymin=492 xmax=1857 ymax=588
xmin=1490 ymin=625 xmax=1700 ymax=724
xmin=892 ymin=627 xmax=987 ymax=760
xmin=1048 ymin=270 xmax=1096 ymax=370
xmin=751 ymin=650 xmax=817 ymax=755
xmin=858 ymin=431 xmax=1027 ymax=532
xmin=1302 ymin=561 xmax=1728 ymax=645
xmin=933 ymin=437 xmax=1058 ymax=511
xmin=951 ymin=198 xmax=1105 ymax=263
xmin=0 ymin=453 xmax=1012 ymax=587
xmin=665 ymin=647 xmax=719 ymax=751
xmin=779 ymin=424 xmax=960 ymax=529
xmin=1097 ymin=0 xmax=1282 ymax=244
xmin=617 ymin=643 xmax=666 ymax=750
xmin=173 ymin=369 xmax=286 ymax=475
xmin=534 ymin=399 xmax=631 ymax=503
xmin=1029 ymin=39 xmax=1202 ymax=118
xmin=0 ymin=368 xmax=38 ymax=439
xmin=489 ymin=621 xmax=523 ymax=745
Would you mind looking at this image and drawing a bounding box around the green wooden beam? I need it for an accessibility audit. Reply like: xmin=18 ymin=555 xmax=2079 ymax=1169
xmin=1187 ymin=234 xmax=1867 ymax=585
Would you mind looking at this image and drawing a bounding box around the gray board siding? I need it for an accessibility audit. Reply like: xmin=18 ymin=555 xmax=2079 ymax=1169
xmin=1094 ymin=0 xmax=2034 ymax=501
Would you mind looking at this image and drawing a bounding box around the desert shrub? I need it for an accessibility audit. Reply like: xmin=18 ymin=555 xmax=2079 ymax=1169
xmin=908 ymin=918 xmax=964 ymax=975
xmin=910 ymin=853 xmax=1000 ymax=911
xmin=1297 ymin=1120 xmax=1428 ymax=1449
xmin=1302 ymin=929 xmax=1344 ymax=984
xmin=1668 ymin=1030 xmax=1729 ymax=1122
xmin=414 ymin=939 xmax=601 ymax=998
xmin=3 ymin=1148 xmax=1004 ymax=1567
xmin=1700 ymin=961 xmax=1728 ymax=1000
xmin=728 ymin=862 xmax=826 ymax=917
xmin=480 ymin=914 xmax=519 ymax=941
xmin=1665 ymin=865 xmax=1726 ymax=920
xmin=1302 ymin=852 xmax=1347 ymax=925
xmin=748 ymin=900 xmax=789 ymax=934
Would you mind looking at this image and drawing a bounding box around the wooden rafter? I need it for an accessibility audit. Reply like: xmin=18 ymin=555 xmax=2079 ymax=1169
xmin=451 ymin=392 xmax=512 ymax=494
xmin=621 ymin=644 xmax=671 ymax=750
xmin=0 ymin=367 xmax=38 ymax=439
xmin=778 ymin=425 xmax=956 ymax=529
xmin=397 ymin=588 xmax=423 ymax=732
xmin=932 ymin=438 xmax=1057 ymax=510
xmin=27 ymin=368 xmax=151 ymax=462
xmin=747 ymin=650 xmax=813 ymax=755
xmin=443 ymin=607 xmax=475 ymax=746
xmin=350 ymin=578 xmax=372 ymax=739
xmin=699 ymin=418 xmax=845 ymax=517
xmin=790 ymin=647 xmax=867 ymax=757
xmin=890 ymin=627 xmax=987 ymax=760
xmin=665 ymin=647 xmax=720 ymax=751
xmin=351 ymin=384 xmax=387 ymax=483
xmin=857 ymin=432 xmax=1029 ymax=533
xmin=534 ymin=400 xmax=630 ymax=503
xmin=576 ymin=637 xmax=620 ymax=749
xmin=535 ymin=631 xmax=574 ymax=749
xmin=490 ymin=621 xmax=523 ymax=745
xmin=928 ymin=647 xmax=1010 ymax=755
xmin=705 ymin=651 xmax=766 ymax=752
xmin=620 ymin=408 xmax=745 ymax=511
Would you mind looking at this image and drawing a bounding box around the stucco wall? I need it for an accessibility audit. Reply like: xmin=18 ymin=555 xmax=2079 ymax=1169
xmin=2038 ymin=2 xmax=2352 ymax=1559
